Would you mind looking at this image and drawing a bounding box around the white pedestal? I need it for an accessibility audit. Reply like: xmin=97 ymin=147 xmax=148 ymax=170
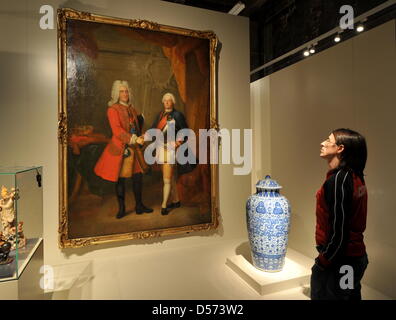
xmin=226 ymin=248 xmax=313 ymax=295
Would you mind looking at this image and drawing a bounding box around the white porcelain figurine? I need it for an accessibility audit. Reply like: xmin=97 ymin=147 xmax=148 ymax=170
xmin=0 ymin=186 xmax=26 ymax=250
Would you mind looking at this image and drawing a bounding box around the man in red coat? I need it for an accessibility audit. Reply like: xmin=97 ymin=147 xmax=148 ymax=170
xmin=94 ymin=80 xmax=152 ymax=219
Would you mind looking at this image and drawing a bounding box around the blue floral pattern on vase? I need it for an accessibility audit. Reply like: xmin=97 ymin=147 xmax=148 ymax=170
xmin=246 ymin=175 xmax=291 ymax=272
xmin=256 ymin=202 xmax=266 ymax=214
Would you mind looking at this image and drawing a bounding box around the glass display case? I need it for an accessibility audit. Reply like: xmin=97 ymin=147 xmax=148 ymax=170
xmin=0 ymin=166 xmax=43 ymax=282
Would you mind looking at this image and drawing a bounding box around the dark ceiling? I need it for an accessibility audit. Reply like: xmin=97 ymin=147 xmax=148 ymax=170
xmin=163 ymin=0 xmax=394 ymax=80
xmin=162 ymin=0 xmax=270 ymax=16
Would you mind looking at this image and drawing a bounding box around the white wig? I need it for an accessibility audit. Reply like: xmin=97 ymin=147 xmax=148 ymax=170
xmin=108 ymin=80 xmax=131 ymax=106
xmin=162 ymin=92 xmax=176 ymax=105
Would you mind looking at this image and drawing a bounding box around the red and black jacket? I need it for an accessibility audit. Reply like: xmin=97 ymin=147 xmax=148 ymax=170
xmin=315 ymin=168 xmax=368 ymax=267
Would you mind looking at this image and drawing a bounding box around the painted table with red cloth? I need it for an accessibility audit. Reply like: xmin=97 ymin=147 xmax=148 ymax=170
xmin=69 ymin=133 xmax=109 ymax=155
xmin=68 ymin=131 xmax=112 ymax=200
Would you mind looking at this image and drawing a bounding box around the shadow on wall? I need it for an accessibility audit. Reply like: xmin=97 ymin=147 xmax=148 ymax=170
xmin=60 ymin=219 xmax=225 ymax=259
xmin=235 ymin=241 xmax=252 ymax=263
xmin=44 ymin=260 xmax=94 ymax=300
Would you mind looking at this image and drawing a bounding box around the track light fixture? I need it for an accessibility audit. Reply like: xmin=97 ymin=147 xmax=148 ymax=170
xmin=303 ymin=44 xmax=316 ymax=57
xmin=356 ymin=23 xmax=365 ymax=32
xmin=356 ymin=19 xmax=367 ymax=32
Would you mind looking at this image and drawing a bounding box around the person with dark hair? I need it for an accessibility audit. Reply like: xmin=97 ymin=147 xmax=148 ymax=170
xmin=311 ymin=128 xmax=369 ymax=300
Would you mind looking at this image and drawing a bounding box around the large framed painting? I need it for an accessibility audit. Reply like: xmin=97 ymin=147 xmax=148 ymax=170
xmin=57 ymin=8 xmax=220 ymax=248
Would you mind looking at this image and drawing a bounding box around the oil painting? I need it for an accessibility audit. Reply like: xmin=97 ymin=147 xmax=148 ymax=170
xmin=58 ymin=8 xmax=219 ymax=248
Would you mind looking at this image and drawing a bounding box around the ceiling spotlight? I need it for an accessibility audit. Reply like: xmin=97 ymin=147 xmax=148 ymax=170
xmin=356 ymin=23 xmax=365 ymax=32
xmin=334 ymin=34 xmax=341 ymax=42
xmin=303 ymin=50 xmax=310 ymax=57
xmin=309 ymin=47 xmax=316 ymax=54
xmin=228 ymin=1 xmax=245 ymax=15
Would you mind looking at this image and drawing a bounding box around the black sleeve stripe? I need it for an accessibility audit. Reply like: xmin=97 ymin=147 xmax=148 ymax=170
xmin=323 ymin=170 xmax=350 ymax=261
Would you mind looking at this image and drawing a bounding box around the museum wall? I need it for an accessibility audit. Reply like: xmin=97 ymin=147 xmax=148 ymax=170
xmin=251 ymin=20 xmax=396 ymax=299
xmin=0 ymin=0 xmax=250 ymax=298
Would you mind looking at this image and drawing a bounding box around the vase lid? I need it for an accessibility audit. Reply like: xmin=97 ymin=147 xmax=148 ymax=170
xmin=256 ymin=175 xmax=282 ymax=190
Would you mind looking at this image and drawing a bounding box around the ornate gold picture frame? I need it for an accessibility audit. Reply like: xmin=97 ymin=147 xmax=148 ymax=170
xmin=58 ymin=8 xmax=219 ymax=248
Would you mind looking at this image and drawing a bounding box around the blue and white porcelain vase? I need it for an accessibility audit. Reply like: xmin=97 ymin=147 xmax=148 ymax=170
xmin=246 ymin=175 xmax=291 ymax=272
